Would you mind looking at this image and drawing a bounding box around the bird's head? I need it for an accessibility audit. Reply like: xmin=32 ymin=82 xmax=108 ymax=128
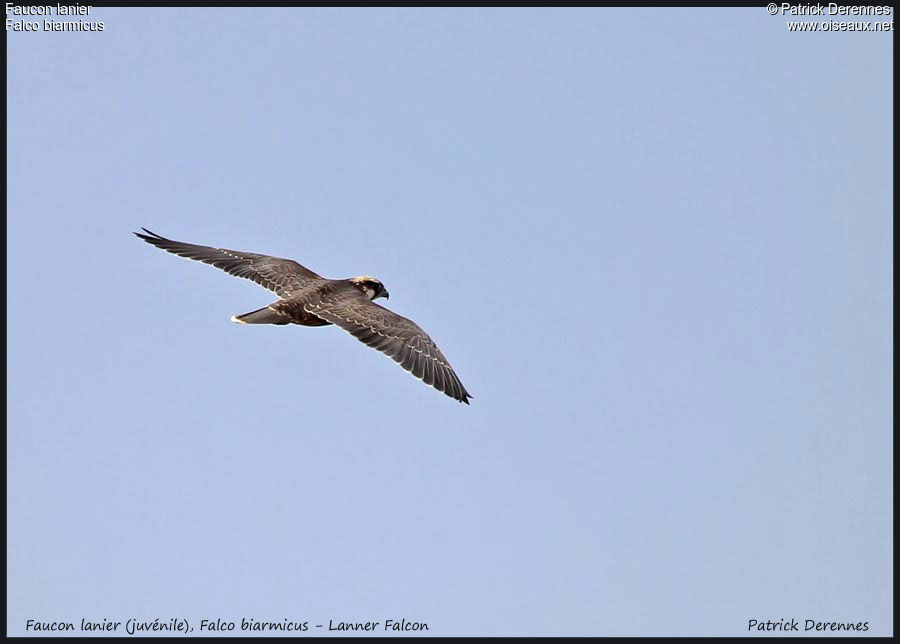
xmin=350 ymin=276 xmax=389 ymax=300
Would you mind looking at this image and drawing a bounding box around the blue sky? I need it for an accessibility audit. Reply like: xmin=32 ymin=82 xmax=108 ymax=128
xmin=7 ymin=8 xmax=893 ymax=637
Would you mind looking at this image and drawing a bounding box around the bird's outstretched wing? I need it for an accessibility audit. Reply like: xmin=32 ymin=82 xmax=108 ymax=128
xmin=134 ymin=228 xmax=322 ymax=297
xmin=305 ymin=293 xmax=472 ymax=404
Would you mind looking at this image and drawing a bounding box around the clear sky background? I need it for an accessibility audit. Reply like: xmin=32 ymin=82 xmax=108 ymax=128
xmin=7 ymin=8 xmax=893 ymax=637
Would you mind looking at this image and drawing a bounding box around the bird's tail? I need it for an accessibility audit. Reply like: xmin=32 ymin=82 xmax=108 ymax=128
xmin=231 ymin=306 xmax=290 ymax=325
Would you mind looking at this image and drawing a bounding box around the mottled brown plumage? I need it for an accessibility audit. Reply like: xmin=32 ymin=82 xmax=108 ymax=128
xmin=134 ymin=228 xmax=471 ymax=404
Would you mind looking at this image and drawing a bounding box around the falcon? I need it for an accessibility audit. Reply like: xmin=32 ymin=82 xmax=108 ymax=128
xmin=135 ymin=228 xmax=472 ymax=404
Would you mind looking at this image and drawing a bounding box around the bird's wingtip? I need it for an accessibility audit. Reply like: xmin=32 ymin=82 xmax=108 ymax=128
xmin=135 ymin=227 xmax=165 ymax=239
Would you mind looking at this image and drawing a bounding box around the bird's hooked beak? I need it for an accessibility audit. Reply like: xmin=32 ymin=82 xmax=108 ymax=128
xmin=381 ymin=287 xmax=390 ymax=300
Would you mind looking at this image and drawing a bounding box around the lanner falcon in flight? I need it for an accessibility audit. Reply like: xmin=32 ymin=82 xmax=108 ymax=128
xmin=135 ymin=229 xmax=471 ymax=404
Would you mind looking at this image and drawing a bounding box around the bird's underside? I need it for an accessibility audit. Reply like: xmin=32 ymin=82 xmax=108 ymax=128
xmin=135 ymin=228 xmax=471 ymax=404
